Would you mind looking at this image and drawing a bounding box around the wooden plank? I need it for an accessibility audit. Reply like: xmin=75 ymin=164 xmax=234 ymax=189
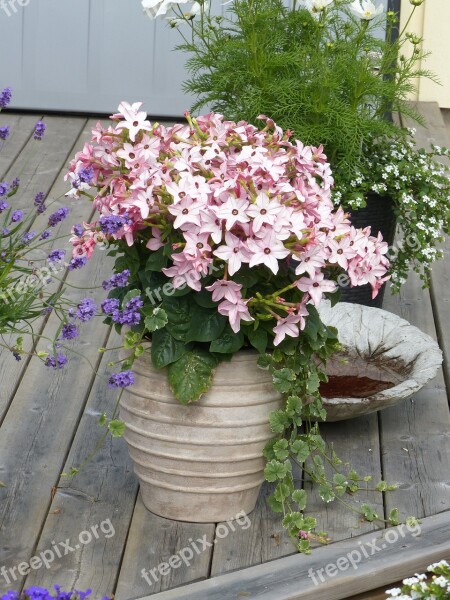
xmin=115 ymin=496 xmax=215 ymax=600
xmin=22 ymin=330 xmax=138 ymax=596
xmin=140 ymin=510 xmax=450 ymax=600
xmin=381 ymin=275 xmax=450 ymax=519
xmin=0 ymin=148 xmax=115 ymax=595
xmin=0 ymin=115 xmax=88 ymax=421
xmin=209 ymin=480 xmax=297 ymax=577
xmin=0 ymin=113 xmax=39 ymax=179
xmin=377 ymin=102 xmax=450 ymax=521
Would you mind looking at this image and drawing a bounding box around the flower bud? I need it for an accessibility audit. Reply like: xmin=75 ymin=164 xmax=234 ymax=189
xmin=409 ymin=0 xmax=424 ymax=5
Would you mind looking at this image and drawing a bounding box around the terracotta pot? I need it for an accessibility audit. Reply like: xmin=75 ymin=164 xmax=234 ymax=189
xmin=119 ymin=349 xmax=283 ymax=522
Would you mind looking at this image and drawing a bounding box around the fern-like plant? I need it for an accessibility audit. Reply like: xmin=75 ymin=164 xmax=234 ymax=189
xmin=153 ymin=0 xmax=431 ymax=189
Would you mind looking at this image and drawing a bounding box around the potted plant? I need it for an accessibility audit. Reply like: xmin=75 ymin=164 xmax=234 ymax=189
xmin=140 ymin=0 xmax=450 ymax=306
xmin=63 ymin=102 xmax=400 ymax=551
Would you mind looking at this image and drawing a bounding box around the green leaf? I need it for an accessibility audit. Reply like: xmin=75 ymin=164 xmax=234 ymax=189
xmin=292 ymin=489 xmax=307 ymax=510
xmin=257 ymin=354 xmax=272 ymax=370
xmin=98 ymin=412 xmax=107 ymax=426
xmin=361 ymin=504 xmax=378 ymax=522
xmin=210 ymin=326 xmax=244 ymax=353
xmin=274 ymin=482 xmax=292 ymax=502
xmin=286 ymin=395 xmax=302 ymax=416
xmin=193 ymin=290 xmax=218 ymax=308
xmin=145 ymin=248 xmax=168 ymax=271
xmin=388 ymin=508 xmax=399 ymax=526
xmin=319 ymin=484 xmax=335 ymax=503
xmin=273 ymin=439 xmax=289 ymax=461
xmin=186 ymin=305 xmax=227 ymax=343
xmin=163 ymin=296 xmax=194 ymax=341
xmin=269 ymin=410 xmax=290 ymax=433
xmin=290 ymin=439 xmax=310 ymax=462
xmin=144 ymin=307 xmax=168 ymax=332
xmin=333 ymin=474 xmax=348 ymax=487
xmin=298 ymin=539 xmax=311 ymax=554
xmin=306 ymin=370 xmax=320 ymax=393
xmin=264 ymin=459 xmax=291 ymax=482
xmin=123 ymin=330 xmax=141 ymax=349
xmin=267 ymin=494 xmax=284 ymax=513
xmin=150 ymin=329 xmax=188 ymax=369
xmin=168 ymin=350 xmax=218 ymax=404
xmin=108 ymin=420 xmax=126 ymax=438
xmin=272 ymin=368 xmax=296 ymax=393
xmin=0 ymin=480 xmax=6 ymax=488
xmin=247 ymin=327 xmax=268 ymax=354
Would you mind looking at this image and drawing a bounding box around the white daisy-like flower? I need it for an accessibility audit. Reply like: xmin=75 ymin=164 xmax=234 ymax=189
xmin=350 ymin=0 xmax=383 ymax=20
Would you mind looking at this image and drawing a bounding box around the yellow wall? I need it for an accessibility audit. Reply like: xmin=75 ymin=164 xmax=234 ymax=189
xmin=401 ymin=0 xmax=450 ymax=107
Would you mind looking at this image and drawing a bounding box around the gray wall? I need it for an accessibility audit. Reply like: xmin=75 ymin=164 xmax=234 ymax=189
xmin=0 ymin=0 xmax=389 ymax=118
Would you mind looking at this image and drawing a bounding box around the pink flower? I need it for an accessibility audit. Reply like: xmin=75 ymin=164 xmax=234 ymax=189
xmin=273 ymin=309 xmax=308 ymax=346
xmin=327 ymin=237 xmax=358 ymax=270
xmin=293 ymin=246 xmax=327 ymax=278
xmin=114 ymin=101 xmax=152 ymax=142
xmin=214 ymin=197 xmax=250 ymax=231
xmin=218 ymin=299 xmax=253 ymax=333
xmin=206 ymin=280 xmax=243 ymax=303
xmin=247 ymin=229 xmax=290 ymax=275
xmin=247 ymin=193 xmax=283 ymax=233
xmin=214 ymin=232 xmax=251 ymax=275
xmin=296 ymin=273 xmax=337 ymax=306
xmin=168 ymin=197 xmax=203 ymax=229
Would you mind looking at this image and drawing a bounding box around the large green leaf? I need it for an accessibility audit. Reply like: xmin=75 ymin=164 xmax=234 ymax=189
xmin=145 ymin=247 xmax=168 ymax=271
xmin=168 ymin=350 xmax=218 ymax=404
xmin=163 ymin=296 xmax=194 ymax=341
xmin=209 ymin=326 xmax=244 ymax=353
xmin=151 ymin=329 xmax=189 ymax=369
xmin=144 ymin=307 xmax=168 ymax=332
xmin=246 ymin=326 xmax=268 ymax=354
xmin=185 ymin=305 xmax=227 ymax=343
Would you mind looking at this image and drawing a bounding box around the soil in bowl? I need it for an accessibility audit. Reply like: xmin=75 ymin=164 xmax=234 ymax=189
xmin=319 ymin=375 xmax=395 ymax=399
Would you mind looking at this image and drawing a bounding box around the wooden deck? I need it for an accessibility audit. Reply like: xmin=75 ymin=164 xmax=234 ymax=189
xmin=0 ymin=104 xmax=450 ymax=600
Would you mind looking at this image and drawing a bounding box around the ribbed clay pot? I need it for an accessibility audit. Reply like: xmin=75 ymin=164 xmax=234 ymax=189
xmin=119 ymin=349 xmax=283 ymax=522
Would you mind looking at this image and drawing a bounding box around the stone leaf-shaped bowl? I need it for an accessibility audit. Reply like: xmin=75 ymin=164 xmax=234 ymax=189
xmin=316 ymin=302 xmax=443 ymax=421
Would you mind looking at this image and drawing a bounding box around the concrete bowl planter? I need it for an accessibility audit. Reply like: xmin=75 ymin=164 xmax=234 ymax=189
xmin=317 ymin=302 xmax=443 ymax=421
xmin=119 ymin=349 xmax=283 ymax=522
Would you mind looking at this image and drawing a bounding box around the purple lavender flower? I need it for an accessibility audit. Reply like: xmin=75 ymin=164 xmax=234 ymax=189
xmin=68 ymin=256 xmax=87 ymax=270
xmin=102 ymin=269 xmax=131 ymax=290
xmin=11 ymin=210 xmax=23 ymax=223
xmin=78 ymin=166 xmax=94 ymax=184
xmin=10 ymin=178 xmax=19 ymax=191
xmin=21 ymin=231 xmax=36 ymax=244
xmin=44 ymin=353 xmax=68 ymax=369
xmin=99 ymin=214 xmax=129 ymax=235
xmin=0 ymin=87 xmax=12 ymax=109
xmin=13 ymin=352 xmax=21 ymax=362
xmin=39 ymin=230 xmax=51 ymax=240
xmin=0 ymin=126 xmax=10 ymax=140
xmin=47 ymin=249 xmax=65 ymax=263
xmin=108 ymin=370 xmax=135 ymax=388
xmin=33 ymin=192 xmax=47 ymax=213
xmin=72 ymin=223 xmax=84 ymax=237
xmin=48 ymin=207 xmax=69 ymax=227
xmin=0 ymin=182 xmax=9 ymax=196
xmin=2 ymin=228 xmax=10 ymax=236
xmin=34 ymin=121 xmax=46 ymax=141
xmin=109 ymin=296 xmax=143 ymax=325
xmin=101 ymin=298 xmax=120 ymax=315
xmin=0 ymin=200 xmax=8 ymax=212
xmin=60 ymin=323 xmax=79 ymax=340
xmin=76 ymin=298 xmax=97 ymax=322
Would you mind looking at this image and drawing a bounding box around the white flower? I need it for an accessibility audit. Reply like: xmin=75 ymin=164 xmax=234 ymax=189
xmin=303 ymin=0 xmax=334 ymax=17
xmin=350 ymin=0 xmax=384 ymax=20
xmin=142 ymin=0 xmax=186 ymax=19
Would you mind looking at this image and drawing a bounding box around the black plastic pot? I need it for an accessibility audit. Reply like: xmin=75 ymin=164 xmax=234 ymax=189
xmin=340 ymin=193 xmax=396 ymax=308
